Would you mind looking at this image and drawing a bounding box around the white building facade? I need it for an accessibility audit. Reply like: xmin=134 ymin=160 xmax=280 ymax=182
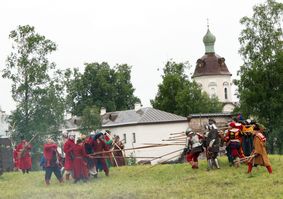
xmin=101 ymin=105 xmax=189 ymax=164
xmin=0 ymin=108 xmax=10 ymax=138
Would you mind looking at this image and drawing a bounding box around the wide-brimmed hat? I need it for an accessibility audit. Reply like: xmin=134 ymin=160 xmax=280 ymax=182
xmin=94 ymin=132 xmax=103 ymax=140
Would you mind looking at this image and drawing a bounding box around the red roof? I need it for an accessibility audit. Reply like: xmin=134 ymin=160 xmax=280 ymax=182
xmin=192 ymin=53 xmax=231 ymax=77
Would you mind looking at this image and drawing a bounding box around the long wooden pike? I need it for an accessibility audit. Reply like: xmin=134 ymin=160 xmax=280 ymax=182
xmin=162 ymin=138 xmax=186 ymax=142
xmin=132 ymin=151 xmax=183 ymax=177
xmin=169 ymin=135 xmax=187 ymax=139
xmin=164 ymin=142 xmax=186 ymax=145
xmin=234 ymin=155 xmax=255 ymax=163
xmin=141 ymin=143 xmax=185 ymax=146
xmin=144 ymin=148 xmax=184 ymax=163
xmin=90 ymin=156 xmax=158 ymax=159
xmin=170 ymin=131 xmax=185 ymax=135
xmin=20 ymin=132 xmax=40 ymax=157
xmin=104 ymin=132 xmax=120 ymax=167
xmin=148 ymin=152 xmax=182 ymax=169
xmin=89 ymin=143 xmax=179 ymax=156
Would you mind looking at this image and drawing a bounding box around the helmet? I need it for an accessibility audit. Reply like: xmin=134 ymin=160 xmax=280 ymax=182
xmin=208 ymin=118 xmax=216 ymax=125
xmin=69 ymin=134 xmax=75 ymax=140
xmin=185 ymin=128 xmax=193 ymax=136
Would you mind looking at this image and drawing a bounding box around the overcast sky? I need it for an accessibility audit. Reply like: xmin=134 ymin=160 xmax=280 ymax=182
xmin=0 ymin=0 xmax=265 ymax=114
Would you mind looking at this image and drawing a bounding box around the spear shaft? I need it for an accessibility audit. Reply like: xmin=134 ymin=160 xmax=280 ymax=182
xmin=89 ymin=143 xmax=179 ymax=156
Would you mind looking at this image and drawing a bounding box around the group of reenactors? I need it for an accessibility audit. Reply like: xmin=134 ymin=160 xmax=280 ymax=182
xmin=184 ymin=117 xmax=272 ymax=174
xmin=13 ymin=116 xmax=272 ymax=185
xmin=13 ymin=130 xmax=125 ymax=185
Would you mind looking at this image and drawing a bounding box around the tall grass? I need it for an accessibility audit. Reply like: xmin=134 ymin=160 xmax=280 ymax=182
xmin=0 ymin=155 xmax=282 ymax=199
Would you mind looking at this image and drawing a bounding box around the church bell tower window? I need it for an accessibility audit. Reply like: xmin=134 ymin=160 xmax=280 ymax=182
xmin=224 ymin=87 xmax=228 ymax=100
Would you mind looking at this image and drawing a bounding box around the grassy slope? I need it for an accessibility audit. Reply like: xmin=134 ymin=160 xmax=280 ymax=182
xmin=0 ymin=155 xmax=283 ymax=199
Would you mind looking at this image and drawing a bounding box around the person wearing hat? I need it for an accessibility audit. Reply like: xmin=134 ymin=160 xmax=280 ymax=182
xmin=92 ymin=132 xmax=110 ymax=176
xmin=224 ymin=122 xmax=245 ymax=167
xmin=83 ymin=135 xmax=97 ymax=177
xmin=15 ymin=136 xmax=32 ymax=174
xmin=43 ymin=138 xmax=63 ymax=185
xmin=247 ymin=123 xmax=272 ymax=174
xmin=184 ymin=128 xmax=204 ymax=169
xmin=63 ymin=134 xmax=76 ymax=180
xmin=113 ymin=135 xmax=125 ymax=166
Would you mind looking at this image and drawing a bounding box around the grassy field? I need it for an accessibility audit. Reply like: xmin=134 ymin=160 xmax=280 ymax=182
xmin=0 ymin=155 xmax=283 ymax=199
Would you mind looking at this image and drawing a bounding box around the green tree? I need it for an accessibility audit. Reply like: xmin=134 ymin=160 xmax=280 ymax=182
xmin=80 ymin=105 xmax=101 ymax=134
xmin=151 ymin=61 xmax=222 ymax=116
xmin=67 ymin=62 xmax=140 ymax=116
xmin=236 ymin=0 xmax=283 ymax=153
xmin=2 ymin=25 xmax=66 ymax=147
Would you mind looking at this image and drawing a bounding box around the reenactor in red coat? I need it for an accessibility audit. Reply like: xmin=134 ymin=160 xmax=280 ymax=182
xmin=63 ymin=134 xmax=76 ymax=180
xmin=92 ymin=132 xmax=110 ymax=176
xmin=43 ymin=139 xmax=63 ymax=185
xmin=72 ymin=139 xmax=89 ymax=183
xmin=15 ymin=136 xmax=32 ymax=174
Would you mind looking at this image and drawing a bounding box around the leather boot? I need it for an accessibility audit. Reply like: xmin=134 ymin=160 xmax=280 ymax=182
xmin=266 ymin=166 xmax=272 ymax=174
xmin=193 ymin=162 xmax=199 ymax=169
xmin=65 ymin=173 xmax=70 ymax=181
xmin=45 ymin=180 xmax=50 ymax=185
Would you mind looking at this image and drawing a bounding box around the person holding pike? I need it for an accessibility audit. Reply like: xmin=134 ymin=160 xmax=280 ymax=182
xmin=15 ymin=136 xmax=32 ymax=174
xmin=92 ymin=132 xmax=110 ymax=176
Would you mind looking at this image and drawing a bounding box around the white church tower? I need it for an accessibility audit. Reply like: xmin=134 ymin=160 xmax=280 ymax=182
xmin=192 ymin=28 xmax=235 ymax=112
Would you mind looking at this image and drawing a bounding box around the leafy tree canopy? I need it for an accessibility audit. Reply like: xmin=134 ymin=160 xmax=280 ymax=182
xmin=67 ymin=62 xmax=140 ymax=116
xmin=236 ymin=0 xmax=283 ymax=153
xmin=151 ymin=61 xmax=222 ymax=116
xmin=2 ymin=25 xmax=67 ymax=148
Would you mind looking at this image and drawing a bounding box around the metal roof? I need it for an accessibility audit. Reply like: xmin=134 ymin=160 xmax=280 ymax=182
xmin=189 ymin=112 xmax=232 ymax=118
xmin=102 ymin=107 xmax=187 ymax=127
xmin=192 ymin=53 xmax=231 ymax=78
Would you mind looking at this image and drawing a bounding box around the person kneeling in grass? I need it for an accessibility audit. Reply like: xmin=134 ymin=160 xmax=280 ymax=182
xmin=43 ymin=138 xmax=64 ymax=185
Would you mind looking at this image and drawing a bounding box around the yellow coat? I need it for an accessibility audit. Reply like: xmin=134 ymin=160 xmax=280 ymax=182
xmin=252 ymin=131 xmax=271 ymax=167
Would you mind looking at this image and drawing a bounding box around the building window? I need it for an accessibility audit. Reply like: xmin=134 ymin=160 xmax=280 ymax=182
xmin=123 ymin=133 xmax=127 ymax=144
xmin=224 ymin=88 xmax=228 ymax=99
xmin=210 ymin=87 xmax=216 ymax=98
xmin=223 ymin=82 xmax=229 ymax=86
xmin=132 ymin=133 xmax=136 ymax=143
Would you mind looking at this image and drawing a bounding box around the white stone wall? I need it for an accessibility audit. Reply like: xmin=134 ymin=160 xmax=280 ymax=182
xmin=193 ymin=75 xmax=232 ymax=103
xmin=0 ymin=111 xmax=9 ymax=137
xmin=103 ymin=122 xmax=189 ymax=164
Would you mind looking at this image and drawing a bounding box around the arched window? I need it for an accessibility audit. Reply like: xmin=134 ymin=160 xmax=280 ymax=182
xmin=224 ymin=88 xmax=228 ymax=99
xmin=223 ymin=81 xmax=229 ymax=86
xmin=211 ymin=87 xmax=216 ymax=98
